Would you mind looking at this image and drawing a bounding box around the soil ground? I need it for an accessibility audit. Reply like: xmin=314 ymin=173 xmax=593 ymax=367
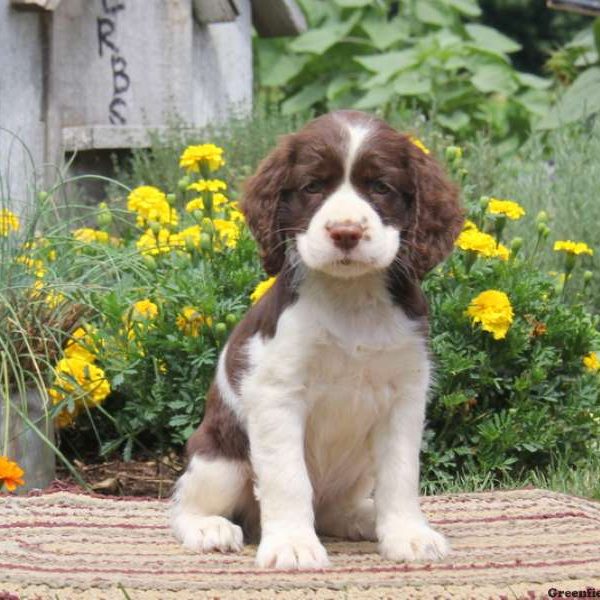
xmin=56 ymin=454 xmax=184 ymax=499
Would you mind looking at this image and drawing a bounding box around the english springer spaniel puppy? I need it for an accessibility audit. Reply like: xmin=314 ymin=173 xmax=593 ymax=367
xmin=171 ymin=110 xmax=464 ymax=569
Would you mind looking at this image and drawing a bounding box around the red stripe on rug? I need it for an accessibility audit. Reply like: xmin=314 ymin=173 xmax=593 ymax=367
xmin=0 ymin=556 xmax=598 ymax=578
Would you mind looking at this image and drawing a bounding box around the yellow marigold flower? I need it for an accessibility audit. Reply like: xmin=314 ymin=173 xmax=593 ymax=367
xmin=179 ymin=144 xmax=225 ymax=173
xmin=65 ymin=326 xmax=98 ymax=364
xmin=553 ymin=240 xmax=594 ymax=256
xmin=131 ymin=299 xmax=158 ymax=321
xmin=176 ymin=306 xmax=213 ymax=337
xmin=455 ymin=228 xmax=508 ymax=260
xmin=251 ymin=276 xmax=277 ymax=304
xmin=408 ymin=135 xmax=430 ymax=155
xmin=179 ymin=225 xmax=202 ymax=249
xmin=0 ymin=209 xmax=20 ymax=236
xmin=185 ymin=198 xmax=204 ymax=213
xmin=136 ymin=228 xmax=184 ymax=255
xmin=495 ymin=243 xmax=510 ymax=260
xmin=228 ymin=208 xmax=245 ymax=223
xmin=583 ymin=352 xmax=600 ymax=373
xmin=0 ymin=456 xmax=25 ymax=492
xmin=16 ymin=256 xmax=46 ymax=278
xmin=73 ymin=228 xmax=110 ymax=245
xmin=45 ymin=289 xmax=66 ymax=309
xmin=463 ymin=219 xmax=478 ymax=230
xmin=213 ymin=219 xmax=240 ymax=249
xmin=187 ymin=179 xmax=227 ymax=193
xmin=467 ymin=290 xmax=514 ymax=340
xmin=49 ymin=357 xmax=111 ymax=407
xmin=487 ymin=198 xmax=526 ymax=220
xmin=127 ymin=186 xmax=178 ymax=228
xmin=185 ymin=193 xmax=229 ymax=213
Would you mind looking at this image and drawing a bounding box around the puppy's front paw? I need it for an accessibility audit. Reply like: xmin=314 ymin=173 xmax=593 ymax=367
xmin=256 ymin=531 xmax=330 ymax=569
xmin=379 ymin=521 xmax=449 ymax=562
xmin=179 ymin=515 xmax=244 ymax=553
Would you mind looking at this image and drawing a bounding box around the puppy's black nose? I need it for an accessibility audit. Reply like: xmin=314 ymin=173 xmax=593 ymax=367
xmin=327 ymin=222 xmax=364 ymax=251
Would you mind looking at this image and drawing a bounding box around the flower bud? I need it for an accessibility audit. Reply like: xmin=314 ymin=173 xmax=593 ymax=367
xmin=184 ymin=235 xmax=196 ymax=253
xmin=142 ymin=255 xmax=157 ymax=271
xmin=584 ymin=270 xmax=593 ymax=285
xmin=510 ymin=237 xmax=523 ymax=256
xmin=166 ymin=193 xmax=176 ymax=205
xmin=192 ymin=209 xmax=203 ymax=223
xmin=536 ymin=210 xmax=549 ymax=224
xmin=537 ymin=223 xmax=550 ymax=239
xmin=200 ymin=232 xmax=212 ymax=251
xmin=96 ymin=202 xmax=113 ymax=227
xmin=38 ymin=191 xmax=49 ymax=203
xmin=149 ymin=221 xmax=162 ymax=236
xmin=479 ymin=196 xmax=490 ymax=211
xmin=225 ymin=313 xmax=238 ymax=329
xmin=201 ymin=218 xmax=214 ymax=235
xmin=178 ymin=176 xmax=191 ymax=191
xmin=214 ymin=322 xmax=228 ymax=338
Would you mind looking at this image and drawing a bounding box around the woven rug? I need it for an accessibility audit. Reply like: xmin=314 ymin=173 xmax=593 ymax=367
xmin=1 ymin=487 xmax=599 ymax=600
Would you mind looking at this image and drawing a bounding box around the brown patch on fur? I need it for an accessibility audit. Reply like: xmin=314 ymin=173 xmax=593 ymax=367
xmin=186 ymin=383 xmax=249 ymax=461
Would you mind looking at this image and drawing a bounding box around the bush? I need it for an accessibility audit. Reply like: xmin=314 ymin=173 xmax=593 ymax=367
xmin=423 ymin=190 xmax=599 ymax=484
xmin=255 ymin=0 xmax=552 ymax=148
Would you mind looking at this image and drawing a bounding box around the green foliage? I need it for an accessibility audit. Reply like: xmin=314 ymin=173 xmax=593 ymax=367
xmin=255 ymin=0 xmax=552 ymax=147
xmin=541 ymin=18 xmax=600 ymax=128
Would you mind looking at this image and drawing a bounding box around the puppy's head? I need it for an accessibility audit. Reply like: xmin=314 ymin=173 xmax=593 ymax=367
xmin=242 ymin=110 xmax=463 ymax=280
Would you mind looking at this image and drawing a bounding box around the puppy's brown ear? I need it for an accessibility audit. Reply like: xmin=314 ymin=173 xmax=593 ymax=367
xmin=406 ymin=142 xmax=464 ymax=279
xmin=241 ymin=136 xmax=294 ymax=276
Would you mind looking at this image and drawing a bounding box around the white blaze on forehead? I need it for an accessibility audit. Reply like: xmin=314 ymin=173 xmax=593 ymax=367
xmin=341 ymin=121 xmax=373 ymax=183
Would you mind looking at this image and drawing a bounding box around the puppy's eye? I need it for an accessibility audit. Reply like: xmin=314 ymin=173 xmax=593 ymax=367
xmin=370 ymin=180 xmax=392 ymax=195
xmin=302 ymin=181 xmax=324 ymax=195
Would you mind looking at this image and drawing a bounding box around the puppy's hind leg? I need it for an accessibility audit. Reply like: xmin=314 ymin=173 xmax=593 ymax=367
xmin=170 ymin=455 xmax=250 ymax=553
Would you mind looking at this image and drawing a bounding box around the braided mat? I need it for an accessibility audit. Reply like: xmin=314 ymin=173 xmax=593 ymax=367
xmin=1 ymin=487 xmax=599 ymax=600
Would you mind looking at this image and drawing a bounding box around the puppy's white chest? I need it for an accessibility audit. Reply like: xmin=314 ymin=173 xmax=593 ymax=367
xmin=303 ymin=318 xmax=426 ymax=504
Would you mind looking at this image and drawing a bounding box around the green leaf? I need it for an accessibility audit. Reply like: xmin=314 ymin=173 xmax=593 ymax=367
xmin=593 ymin=17 xmax=600 ymax=57
xmin=515 ymin=72 xmax=552 ymax=90
xmin=326 ymin=74 xmax=355 ymax=100
xmin=354 ymin=49 xmax=418 ymax=77
xmin=261 ymin=54 xmax=311 ymax=87
xmin=465 ymin=24 xmax=521 ymax=54
xmin=436 ymin=111 xmax=470 ymax=131
xmin=352 ymin=85 xmax=395 ymax=109
xmin=471 ymin=65 xmax=518 ymax=94
xmin=281 ymin=81 xmax=327 ymax=114
xmin=360 ymin=16 xmax=410 ymax=51
xmin=289 ymin=15 xmax=358 ymax=54
xmin=515 ymin=89 xmax=551 ymax=118
xmin=393 ymin=70 xmax=432 ymax=96
xmin=446 ymin=0 xmax=481 ymax=17
xmin=415 ymin=0 xmax=453 ymax=26
xmin=537 ymin=67 xmax=600 ymax=130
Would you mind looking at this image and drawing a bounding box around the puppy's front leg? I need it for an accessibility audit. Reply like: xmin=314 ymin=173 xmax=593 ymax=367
xmin=247 ymin=390 xmax=329 ymax=569
xmin=374 ymin=381 xmax=449 ymax=562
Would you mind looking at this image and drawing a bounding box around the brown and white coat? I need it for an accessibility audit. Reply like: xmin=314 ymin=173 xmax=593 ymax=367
xmin=170 ymin=110 xmax=464 ymax=569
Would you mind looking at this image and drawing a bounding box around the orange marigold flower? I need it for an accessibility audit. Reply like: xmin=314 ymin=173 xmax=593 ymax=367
xmin=0 ymin=456 xmax=25 ymax=492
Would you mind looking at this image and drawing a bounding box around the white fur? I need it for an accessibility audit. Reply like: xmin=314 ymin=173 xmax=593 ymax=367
xmin=170 ymin=455 xmax=246 ymax=552
xmin=296 ymin=182 xmax=400 ymax=279
xmin=239 ymin=271 xmax=447 ymax=567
